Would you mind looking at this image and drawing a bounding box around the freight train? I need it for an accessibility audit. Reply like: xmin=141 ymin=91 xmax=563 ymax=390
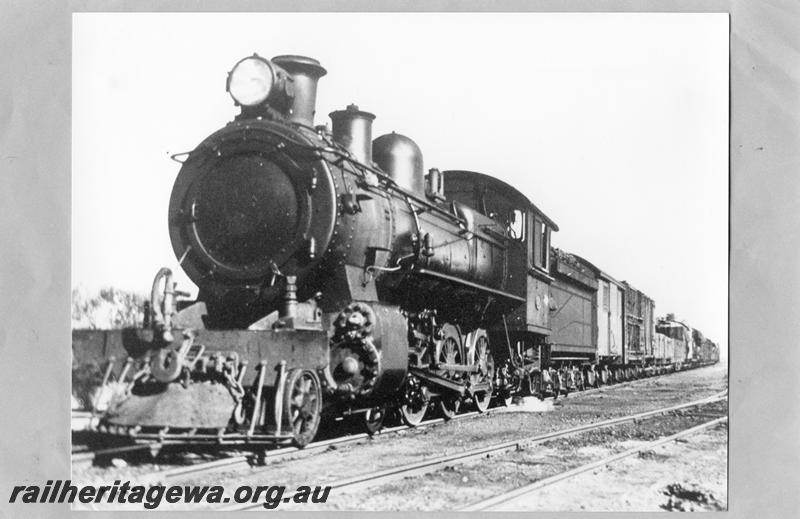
xmin=71 ymin=53 xmax=719 ymax=448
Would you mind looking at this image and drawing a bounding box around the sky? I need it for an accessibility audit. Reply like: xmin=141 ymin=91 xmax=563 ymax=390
xmin=72 ymin=12 xmax=728 ymax=353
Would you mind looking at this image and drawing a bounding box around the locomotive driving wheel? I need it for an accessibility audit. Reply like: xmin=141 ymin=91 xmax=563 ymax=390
xmin=438 ymin=395 xmax=461 ymax=420
xmin=439 ymin=325 xmax=463 ymax=378
xmin=438 ymin=325 xmax=464 ymax=419
xmin=283 ymin=369 xmax=322 ymax=447
xmin=471 ymin=333 xmax=494 ymax=413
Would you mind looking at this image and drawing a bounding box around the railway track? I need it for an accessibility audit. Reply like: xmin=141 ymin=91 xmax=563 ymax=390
xmin=71 ymin=364 xmax=719 ymax=472
xmin=71 ymin=410 xmax=481 ymax=472
xmin=72 ymin=443 xmax=160 ymax=465
xmin=220 ymin=390 xmax=727 ymax=511
xmin=462 ymin=415 xmax=728 ymax=511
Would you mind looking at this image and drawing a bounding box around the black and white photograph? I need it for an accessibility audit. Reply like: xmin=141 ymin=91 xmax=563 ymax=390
xmin=65 ymin=12 xmax=729 ymax=511
xmin=2 ymin=2 xmax=798 ymax=517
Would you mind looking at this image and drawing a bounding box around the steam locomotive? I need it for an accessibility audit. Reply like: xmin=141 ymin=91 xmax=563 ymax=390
xmin=72 ymin=53 xmax=719 ymax=448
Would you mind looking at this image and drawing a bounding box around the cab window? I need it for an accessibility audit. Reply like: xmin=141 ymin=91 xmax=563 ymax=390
xmin=532 ymin=217 xmax=551 ymax=271
xmin=540 ymin=222 xmax=550 ymax=269
xmin=508 ymin=209 xmax=525 ymax=241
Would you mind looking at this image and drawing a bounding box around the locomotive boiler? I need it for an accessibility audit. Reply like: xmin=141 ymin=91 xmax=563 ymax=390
xmin=78 ymin=53 xmax=558 ymax=446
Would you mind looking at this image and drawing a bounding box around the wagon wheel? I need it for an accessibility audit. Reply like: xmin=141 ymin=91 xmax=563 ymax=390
xmin=575 ymin=370 xmax=585 ymax=391
xmin=471 ymin=334 xmax=494 ymax=413
xmin=283 ymin=369 xmax=322 ymax=448
xmin=551 ymin=370 xmax=562 ymax=398
xmin=529 ymin=370 xmax=544 ymax=400
xmin=363 ymin=405 xmax=386 ymax=435
xmin=438 ymin=395 xmax=461 ymax=420
xmin=586 ymin=368 xmax=596 ymax=388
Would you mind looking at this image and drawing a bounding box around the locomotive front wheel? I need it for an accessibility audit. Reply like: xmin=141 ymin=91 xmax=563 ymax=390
xmin=363 ymin=405 xmax=386 ymax=436
xmin=283 ymin=369 xmax=322 ymax=448
xmin=400 ymin=402 xmax=427 ymax=427
xmin=439 ymin=396 xmax=461 ymax=420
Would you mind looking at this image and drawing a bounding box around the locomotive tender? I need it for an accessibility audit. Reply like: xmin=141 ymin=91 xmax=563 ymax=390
xmin=72 ymin=53 xmax=718 ymax=447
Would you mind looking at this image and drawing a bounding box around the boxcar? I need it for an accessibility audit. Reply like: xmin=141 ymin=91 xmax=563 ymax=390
xmin=548 ymin=248 xmax=598 ymax=364
xmin=621 ymin=282 xmax=655 ymax=367
xmin=655 ymin=314 xmax=692 ymax=367
xmin=596 ymin=272 xmax=626 ymax=365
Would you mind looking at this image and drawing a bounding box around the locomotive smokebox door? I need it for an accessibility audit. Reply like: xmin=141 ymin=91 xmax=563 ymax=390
xmin=167 ymin=120 xmax=338 ymax=327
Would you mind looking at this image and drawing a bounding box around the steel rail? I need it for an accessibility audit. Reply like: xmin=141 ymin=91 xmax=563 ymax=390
xmin=221 ymin=391 xmax=727 ymax=511
xmin=72 ymin=443 xmax=160 ymax=465
xmin=462 ymin=415 xmax=728 ymax=511
xmin=133 ymin=411 xmax=482 ymax=484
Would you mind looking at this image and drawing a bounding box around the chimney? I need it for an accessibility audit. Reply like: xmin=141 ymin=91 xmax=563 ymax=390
xmin=271 ymin=55 xmax=327 ymax=127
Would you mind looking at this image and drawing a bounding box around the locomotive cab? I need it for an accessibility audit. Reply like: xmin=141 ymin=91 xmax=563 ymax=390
xmin=442 ymin=170 xmax=557 ymax=331
xmin=441 ymin=170 xmax=561 ymax=398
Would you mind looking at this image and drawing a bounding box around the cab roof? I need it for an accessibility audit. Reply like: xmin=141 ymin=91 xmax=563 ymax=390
xmin=444 ymin=170 xmax=559 ymax=231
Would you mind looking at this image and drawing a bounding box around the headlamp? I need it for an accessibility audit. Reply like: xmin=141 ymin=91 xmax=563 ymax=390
xmin=226 ymin=55 xmax=275 ymax=107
